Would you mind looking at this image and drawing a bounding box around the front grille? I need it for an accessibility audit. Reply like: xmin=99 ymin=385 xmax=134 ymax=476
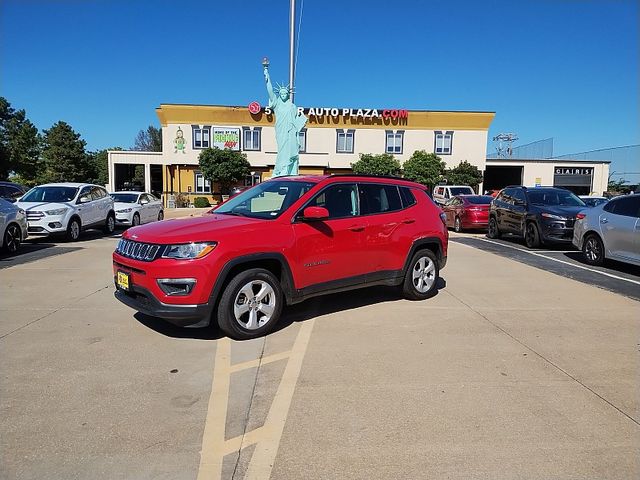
xmin=28 ymin=226 xmax=45 ymax=233
xmin=565 ymin=219 xmax=575 ymax=228
xmin=27 ymin=211 xmax=44 ymax=221
xmin=115 ymin=239 xmax=162 ymax=262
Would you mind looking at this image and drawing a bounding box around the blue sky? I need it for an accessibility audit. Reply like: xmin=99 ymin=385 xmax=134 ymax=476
xmin=1 ymin=0 xmax=638 ymax=173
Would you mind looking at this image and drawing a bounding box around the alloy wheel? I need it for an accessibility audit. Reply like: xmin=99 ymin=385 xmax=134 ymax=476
xmin=5 ymin=225 xmax=21 ymax=253
xmin=411 ymin=256 xmax=436 ymax=293
xmin=585 ymin=237 xmax=602 ymax=262
xmin=69 ymin=220 xmax=80 ymax=240
xmin=233 ymin=280 xmax=277 ymax=330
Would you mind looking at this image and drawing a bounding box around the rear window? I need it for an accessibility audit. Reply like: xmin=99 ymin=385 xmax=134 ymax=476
xmin=465 ymin=195 xmax=493 ymax=205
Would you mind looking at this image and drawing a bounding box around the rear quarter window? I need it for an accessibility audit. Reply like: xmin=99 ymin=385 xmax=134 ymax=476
xmin=399 ymin=187 xmax=417 ymax=208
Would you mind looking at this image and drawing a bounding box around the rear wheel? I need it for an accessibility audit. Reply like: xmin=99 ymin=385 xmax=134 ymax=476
xmin=131 ymin=213 xmax=140 ymax=227
xmin=3 ymin=224 xmax=22 ymax=253
xmin=524 ymin=222 xmax=541 ymax=249
xmin=66 ymin=218 xmax=81 ymax=242
xmin=487 ymin=217 xmax=501 ymax=239
xmin=402 ymin=249 xmax=439 ymax=300
xmin=454 ymin=217 xmax=462 ymax=233
xmin=157 ymin=210 xmax=164 ymax=221
xmin=216 ymin=268 xmax=283 ymax=340
xmin=103 ymin=212 xmax=115 ymax=234
xmin=583 ymin=233 xmax=605 ymax=266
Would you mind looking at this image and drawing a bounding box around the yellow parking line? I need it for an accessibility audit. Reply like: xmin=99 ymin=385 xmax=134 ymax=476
xmin=245 ymin=319 xmax=316 ymax=480
xmin=197 ymin=337 xmax=231 ymax=480
xmin=228 ymin=351 xmax=292 ymax=374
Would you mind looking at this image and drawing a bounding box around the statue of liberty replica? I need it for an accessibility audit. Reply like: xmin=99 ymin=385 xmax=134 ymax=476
xmin=263 ymin=58 xmax=307 ymax=177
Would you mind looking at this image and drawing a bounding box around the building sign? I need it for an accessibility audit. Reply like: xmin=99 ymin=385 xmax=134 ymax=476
xmin=251 ymin=102 xmax=408 ymax=125
xmin=213 ymin=127 xmax=240 ymax=150
xmin=554 ymin=166 xmax=593 ymax=188
xmin=535 ymin=177 xmax=542 ymax=187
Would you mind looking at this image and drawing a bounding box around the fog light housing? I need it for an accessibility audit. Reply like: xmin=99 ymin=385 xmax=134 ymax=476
xmin=156 ymin=278 xmax=197 ymax=296
xmin=48 ymin=222 xmax=63 ymax=228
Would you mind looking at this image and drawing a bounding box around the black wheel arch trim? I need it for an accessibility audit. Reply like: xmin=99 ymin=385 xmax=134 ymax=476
xmin=402 ymin=237 xmax=446 ymax=275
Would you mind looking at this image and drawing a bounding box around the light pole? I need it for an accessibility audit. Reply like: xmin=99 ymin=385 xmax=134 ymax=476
xmin=289 ymin=0 xmax=296 ymax=103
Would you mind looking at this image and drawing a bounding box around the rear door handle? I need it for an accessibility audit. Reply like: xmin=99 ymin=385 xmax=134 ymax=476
xmin=402 ymin=218 xmax=415 ymax=224
xmin=600 ymin=218 xmax=608 ymax=224
xmin=349 ymin=225 xmax=365 ymax=232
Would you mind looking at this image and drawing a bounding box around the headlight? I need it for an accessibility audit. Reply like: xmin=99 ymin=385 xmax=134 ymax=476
xmin=117 ymin=208 xmax=133 ymax=213
xmin=161 ymin=242 xmax=217 ymax=259
xmin=45 ymin=208 xmax=67 ymax=216
xmin=541 ymin=213 xmax=567 ymax=221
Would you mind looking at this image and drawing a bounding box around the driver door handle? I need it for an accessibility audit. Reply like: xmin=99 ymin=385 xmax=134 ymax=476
xmin=600 ymin=218 xmax=608 ymax=224
xmin=349 ymin=225 xmax=365 ymax=232
xmin=402 ymin=218 xmax=416 ymax=224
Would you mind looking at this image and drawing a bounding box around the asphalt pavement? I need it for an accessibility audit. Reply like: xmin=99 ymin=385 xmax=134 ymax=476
xmin=1 ymin=232 xmax=638 ymax=480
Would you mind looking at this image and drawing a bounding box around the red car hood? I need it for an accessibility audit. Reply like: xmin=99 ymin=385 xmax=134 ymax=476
xmin=123 ymin=214 xmax=265 ymax=244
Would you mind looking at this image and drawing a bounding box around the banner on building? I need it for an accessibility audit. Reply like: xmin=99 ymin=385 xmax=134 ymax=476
xmin=213 ymin=127 xmax=240 ymax=150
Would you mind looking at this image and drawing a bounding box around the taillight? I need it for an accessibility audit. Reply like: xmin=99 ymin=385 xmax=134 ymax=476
xmin=439 ymin=212 xmax=447 ymax=225
xmin=576 ymin=213 xmax=586 ymax=220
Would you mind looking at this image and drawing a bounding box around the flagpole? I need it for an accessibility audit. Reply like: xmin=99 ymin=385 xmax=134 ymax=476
xmin=289 ymin=0 xmax=296 ymax=103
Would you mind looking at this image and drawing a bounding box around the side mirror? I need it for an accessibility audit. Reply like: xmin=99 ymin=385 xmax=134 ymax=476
xmin=302 ymin=206 xmax=329 ymax=221
xmin=78 ymin=195 xmax=91 ymax=204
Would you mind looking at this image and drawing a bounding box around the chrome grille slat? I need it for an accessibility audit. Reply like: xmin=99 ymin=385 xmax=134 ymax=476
xmin=115 ymin=239 xmax=160 ymax=262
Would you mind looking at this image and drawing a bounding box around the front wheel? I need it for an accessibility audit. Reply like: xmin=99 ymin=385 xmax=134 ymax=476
xmin=402 ymin=249 xmax=439 ymax=300
xmin=583 ymin=234 xmax=605 ymax=266
xmin=103 ymin=212 xmax=115 ymax=234
xmin=454 ymin=217 xmax=462 ymax=233
xmin=216 ymin=268 xmax=283 ymax=340
xmin=3 ymin=224 xmax=22 ymax=253
xmin=157 ymin=210 xmax=164 ymax=221
xmin=66 ymin=218 xmax=81 ymax=242
xmin=524 ymin=222 xmax=541 ymax=249
xmin=487 ymin=217 xmax=501 ymax=239
xmin=131 ymin=213 xmax=140 ymax=227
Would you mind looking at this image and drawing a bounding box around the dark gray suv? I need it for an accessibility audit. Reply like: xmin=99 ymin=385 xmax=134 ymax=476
xmin=487 ymin=186 xmax=587 ymax=248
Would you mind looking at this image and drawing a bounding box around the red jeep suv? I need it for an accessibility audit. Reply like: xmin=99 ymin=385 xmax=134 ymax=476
xmin=113 ymin=175 xmax=448 ymax=339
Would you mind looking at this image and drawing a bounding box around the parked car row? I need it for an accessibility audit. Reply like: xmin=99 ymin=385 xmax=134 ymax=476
xmin=0 ymin=181 xmax=164 ymax=254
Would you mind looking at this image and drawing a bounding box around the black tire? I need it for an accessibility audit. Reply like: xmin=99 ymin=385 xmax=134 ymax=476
xmin=583 ymin=233 xmax=605 ymax=266
xmin=103 ymin=212 xmax=116 ymax=234
xmin=132 ymin=213 xmax=140 ymax=227
xmin=3 ymin=223 xmax=22 ymax=253
xmin=487 ymin=216 xmax=501 ymax=239
xmin=157 ymin=210 xmax=164 ymax=221
xmin=216 ymin=268 xmax=283 ymax=340
xmin=454 ymin=217 xmax=462 ymax=233
xmin=524 ymin=222 xmax=541 ymax=249
xmin=402 ymin=249 xmax=440 ymax=301
xmin=66 ymin=217 xmax=81 ymax=242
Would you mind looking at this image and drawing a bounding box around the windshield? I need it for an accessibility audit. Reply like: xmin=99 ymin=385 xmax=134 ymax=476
xmin=450 ymin=187 xmax=474 ymax=196
xmin=527 ymin=189 xmax=586 ymax=207
xmin=465 ymin=195 xmax=493 ymax=205
xmin=111 ymin=193 xmax=139 ymax=203
xmin=21 ymin=186 xmax=78 ymax=203
xmin=215 ymin=180 xmax=315 ymax=219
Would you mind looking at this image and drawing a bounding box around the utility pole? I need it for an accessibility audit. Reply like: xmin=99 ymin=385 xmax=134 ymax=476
xmin=289 ymin=0 xmax=296 ymax=102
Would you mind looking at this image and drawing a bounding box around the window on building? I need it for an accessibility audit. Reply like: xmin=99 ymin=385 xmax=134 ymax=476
xmin=385 ymin=130 xmax=404 ymax=154
xmin=434 ymin=130 xmax=453 ymax=155
xmin=195 ymin=172 xmax=211 ymax=193
xmin=243 ymin=127 xmax=261 ymax=151
xmin=192 ymin=125 xmax=211 ymax=149
xmin=299 ymin=128 xmax=307 ymax=153
xmin=336 ymin=129 xmax=355 ymax=153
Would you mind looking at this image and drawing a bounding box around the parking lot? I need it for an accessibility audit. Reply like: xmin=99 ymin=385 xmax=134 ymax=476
xmin=1 ymin=227 xmax=639 ymax=480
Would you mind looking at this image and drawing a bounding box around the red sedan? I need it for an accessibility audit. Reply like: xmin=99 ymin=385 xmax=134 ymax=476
xmin=441 ymin=195 xmax=493 ymax=232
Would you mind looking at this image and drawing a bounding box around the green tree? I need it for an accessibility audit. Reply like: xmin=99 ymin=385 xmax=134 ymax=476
xmin=133 ymin=125 xmax=162 ymax=152
xmin=87 ymin=147 xmax=122 ymax=186
xmin=607 ymin=178 xmax=628 ymax=194
xmin=444 ymin=160 xmax=483 ymax=190
xmin=198 ymin=147 xmax=250 ymax=194
xmin=40 ymin=121 xmax=91 ymax=183
xmin=0 ymin=97 xmax=41 ymax=182
xmin=402 ymin=150 xmax=446 ymax=190
xmin=351 ymin=153 xmax=402 ymax=176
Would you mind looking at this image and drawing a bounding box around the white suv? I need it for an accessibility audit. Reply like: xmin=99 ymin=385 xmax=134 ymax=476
xmin=17 ymin=183 xmax=115 ymax=241
xmin=432 ymin=185 xmax=475 ymax=206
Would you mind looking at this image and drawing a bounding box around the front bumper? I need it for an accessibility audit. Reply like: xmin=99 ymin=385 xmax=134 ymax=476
xmin=114 ymin=283 xmax=213 ymax=327
xmin=540 ymin=219 xmax=574 ymax=243
xmin=26 ymin=216 xmax=67 ymax=235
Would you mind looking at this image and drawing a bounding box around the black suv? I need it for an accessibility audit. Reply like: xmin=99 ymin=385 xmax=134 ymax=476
xmin=0 ymin=181 xmax=27 ymax=202
xmin=487 ymin=186 xmax=587 ymax=248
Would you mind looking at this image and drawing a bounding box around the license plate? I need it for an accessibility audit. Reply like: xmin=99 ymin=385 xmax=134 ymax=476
xmin=116 ymin=271 xmax=130 ymax=291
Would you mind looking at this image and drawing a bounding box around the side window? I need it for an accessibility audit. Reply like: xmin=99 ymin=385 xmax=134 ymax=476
xmin=78 ymin=187 xmax=91 ymax=201
xmin=6 ymin=186 xmax=22 ymax=200
xmin=513 ymin=189 xmax=526 ymax=204
xmin=444 ymin=189 xmax=450 ymax=199
xmin=90 ymin=187 xmax=104 ymax=200
xmin=399 ymin=187 xmax=416 ymax=208
xmin=609 ymin=197 xmax=640 ymax=218
xmin=359 ymin=184 xmax=402 ymax=215
xmin=307 ymin=184 xmax=358 ymax=219
xmin=501 ymin=188 xmax=516 ymax=204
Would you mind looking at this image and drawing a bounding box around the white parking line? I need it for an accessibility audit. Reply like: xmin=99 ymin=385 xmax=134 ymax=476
xmin=457 ymin=237 xmax=640 ymax=286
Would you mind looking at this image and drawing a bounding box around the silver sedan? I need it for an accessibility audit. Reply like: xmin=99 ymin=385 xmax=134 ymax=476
xmin=0 ymin=198 xmax=28 ymax=254
xmin=573 ymin=194 xmax=640 ymax=267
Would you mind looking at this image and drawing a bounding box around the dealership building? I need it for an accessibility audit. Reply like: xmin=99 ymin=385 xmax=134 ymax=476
xmin=108 ymin=103 xmax=610 ymax=206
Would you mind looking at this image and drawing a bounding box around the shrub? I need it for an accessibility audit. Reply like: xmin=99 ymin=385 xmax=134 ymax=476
xmin=193 ymin=196 xmax=211 ymax=208
xmin=351 ymin=153 xmax=402 ymax=176
xmin=403 ymin=151 xmax=446 ymax=191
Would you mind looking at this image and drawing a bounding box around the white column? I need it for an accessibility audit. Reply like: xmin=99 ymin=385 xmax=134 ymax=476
xmin=144 ymin=163 xmax=151 ymax=193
